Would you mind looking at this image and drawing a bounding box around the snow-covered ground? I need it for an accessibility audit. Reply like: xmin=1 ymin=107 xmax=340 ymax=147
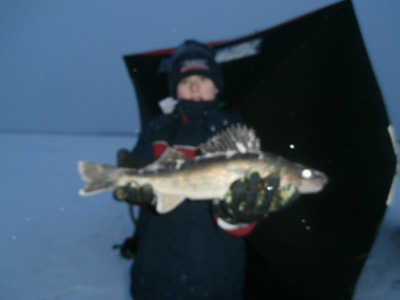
xmin=0 ymin=133 xmax=136 ymax=300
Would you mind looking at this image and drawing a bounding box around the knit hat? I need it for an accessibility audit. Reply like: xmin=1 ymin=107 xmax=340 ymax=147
xmin=168 ymin=40 xmax=223 ymax=98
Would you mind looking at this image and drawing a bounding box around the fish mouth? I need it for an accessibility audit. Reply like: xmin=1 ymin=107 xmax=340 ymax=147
xmin=298 ymin=171 xmax=329 ymax=194
xmin=280 ymin=166 xmax=328 ymax=194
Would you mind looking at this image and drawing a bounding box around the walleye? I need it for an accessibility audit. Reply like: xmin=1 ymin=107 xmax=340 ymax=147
xmin=78 ymin=125 xmax=328 ymax=214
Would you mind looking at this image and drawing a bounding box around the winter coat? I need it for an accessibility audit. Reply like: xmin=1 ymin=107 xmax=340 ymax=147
xmin=130 ymin=99 xmax=248 ymax=300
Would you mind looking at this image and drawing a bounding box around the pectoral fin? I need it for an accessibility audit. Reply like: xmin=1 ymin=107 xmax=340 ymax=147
xmin=156 ymin=194 xmax=186 ymax=214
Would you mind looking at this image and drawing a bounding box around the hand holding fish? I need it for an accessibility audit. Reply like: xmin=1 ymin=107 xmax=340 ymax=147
xmin=212 ymin=169 xmax=299 ymax=224
xmin=113 ymin=181 xmax=155 ymax=206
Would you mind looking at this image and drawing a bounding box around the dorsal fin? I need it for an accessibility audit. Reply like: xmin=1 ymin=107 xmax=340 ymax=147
xmin=199 ymin=124 xmax=261 ymax=154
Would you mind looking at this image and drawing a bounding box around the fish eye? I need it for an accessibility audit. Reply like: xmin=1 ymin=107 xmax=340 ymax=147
xmin=301 ymin=169 xmax=312 ymax=179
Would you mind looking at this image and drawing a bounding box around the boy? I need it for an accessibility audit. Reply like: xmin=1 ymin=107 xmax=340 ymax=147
xmin=114 ymin=40 xmax=297 ymax=299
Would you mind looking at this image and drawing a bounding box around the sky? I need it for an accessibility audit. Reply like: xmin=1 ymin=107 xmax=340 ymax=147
xmin=1 ymin=1 xmax=399 ymax=299
xmin=1 ymin=0 xmax=347 ymax=135
xmin=1 ymin=1 xmax=398 ymax=135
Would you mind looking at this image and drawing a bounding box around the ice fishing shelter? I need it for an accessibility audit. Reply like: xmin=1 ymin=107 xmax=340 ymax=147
xmin=124 ymin=1 xmax=397 ymax=299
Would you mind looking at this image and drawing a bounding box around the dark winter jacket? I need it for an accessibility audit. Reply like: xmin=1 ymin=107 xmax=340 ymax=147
xmin=129 ymin=99 xmax=247 ymax=300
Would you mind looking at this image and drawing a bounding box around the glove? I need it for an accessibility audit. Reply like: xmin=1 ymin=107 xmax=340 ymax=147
xmin=213 ymin=169 xmax=299 ymax=224
xmin=268 ymin=180 xmax=300 ymax=212
xmin=117 ymin=149 xmax=152 ymax=168
xmin=113 ymin=181 xmax=155 ymax=206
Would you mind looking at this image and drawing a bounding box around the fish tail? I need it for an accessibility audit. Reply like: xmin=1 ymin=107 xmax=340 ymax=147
xmin=78 ymin=161 xmax=123 ymax=196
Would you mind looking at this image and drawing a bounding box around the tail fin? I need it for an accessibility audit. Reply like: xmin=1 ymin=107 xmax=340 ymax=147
xmin=78 ymin=161 xmax=122 ymax=196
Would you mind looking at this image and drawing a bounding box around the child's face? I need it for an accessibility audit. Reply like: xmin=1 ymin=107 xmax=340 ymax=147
xmin=176 ymin=75 xmax=219 ymax=101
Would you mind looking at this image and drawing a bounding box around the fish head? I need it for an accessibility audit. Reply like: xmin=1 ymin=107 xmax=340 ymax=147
xmin=279 ymin=164 xmax=328 ymax=194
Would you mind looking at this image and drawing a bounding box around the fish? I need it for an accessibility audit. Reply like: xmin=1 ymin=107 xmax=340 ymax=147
xmin=78 ymin=125 xmax=328 ymax=214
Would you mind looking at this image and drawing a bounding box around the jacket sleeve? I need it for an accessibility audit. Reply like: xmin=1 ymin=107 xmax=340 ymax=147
xmin=115 ymin=124 xmax=156 ymax=169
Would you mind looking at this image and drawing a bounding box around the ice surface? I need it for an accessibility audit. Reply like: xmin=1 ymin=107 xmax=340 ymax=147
xmin=0 ymin=133 xmax=137 ymax=300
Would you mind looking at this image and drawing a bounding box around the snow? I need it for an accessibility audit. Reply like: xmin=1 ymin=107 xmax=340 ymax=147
xmin=0 ymin=133 xmax=136 ymax=300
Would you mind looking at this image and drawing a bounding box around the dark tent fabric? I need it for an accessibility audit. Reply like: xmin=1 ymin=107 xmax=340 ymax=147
xmin=124 ymin=1 xmax=397 ymax=299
